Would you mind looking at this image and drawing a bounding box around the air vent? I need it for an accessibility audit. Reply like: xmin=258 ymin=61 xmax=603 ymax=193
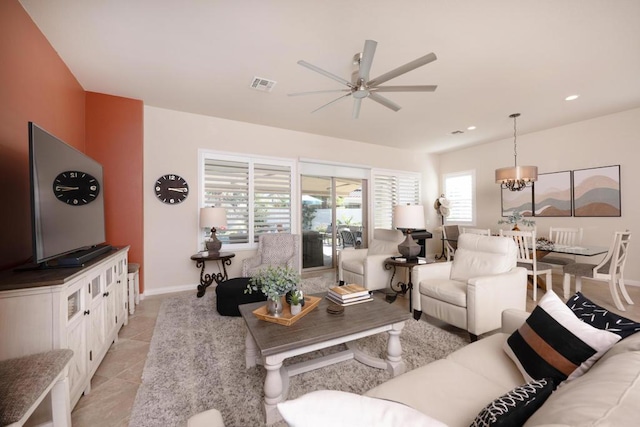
xmin=250 ymin=76 xmax=277 ymax=92
xmin=451 ymin=130 xmax=464 ymax=135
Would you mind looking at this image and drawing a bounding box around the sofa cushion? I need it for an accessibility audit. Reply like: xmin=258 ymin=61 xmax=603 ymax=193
xmin=504 ymin=291 xmax=620 ymax=384
xmin=368 ymin=238 xmax=400 ymax=256
xmin=365 ymin=359 xmax=513 ymax=426
xmin=471 ymin=378 xmax=555 ymax=427
xmin=420 ymin=279 xmax=467 ymax=307
xmin=524 ymin=351 xmax=640 ymax=426
xmin=566 ymin=292 xmax=640 ymax=339
xmin=341 ymin=258 xmax=365 ymax=275
xmin=277 ymin=390 xmax=447 ymax=427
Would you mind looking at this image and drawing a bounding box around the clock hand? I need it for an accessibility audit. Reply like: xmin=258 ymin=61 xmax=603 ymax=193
xmin=167 ymin=187 xmax=188 ymax=192
xmin=55 ymin=186 xmax=80 ymax=191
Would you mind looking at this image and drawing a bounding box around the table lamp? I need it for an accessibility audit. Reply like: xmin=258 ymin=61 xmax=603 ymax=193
xmin=200 ymin=207 xmax=227 ymax=255
xmin=394 ymin=204 xmax=426 ymax=260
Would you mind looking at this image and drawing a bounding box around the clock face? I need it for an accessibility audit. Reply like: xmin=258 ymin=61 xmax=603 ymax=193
xmin=155 ymin=174 xmax=189 ymax=204
xmin=53 ymin=171 xmax=100 ymax=205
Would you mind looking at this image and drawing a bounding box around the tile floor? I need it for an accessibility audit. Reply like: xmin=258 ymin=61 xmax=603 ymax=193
xmin=70 ymin=271 xmax=640 ymax=426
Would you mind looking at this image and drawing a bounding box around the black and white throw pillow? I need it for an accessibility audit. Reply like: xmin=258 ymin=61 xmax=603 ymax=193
xmin=567 ymin=292 xmax=640 ymax=339
xmin=470 ymin=378 xmax=555 ymax=427
xmin=504 ymin=290 xmax=620 ymax=383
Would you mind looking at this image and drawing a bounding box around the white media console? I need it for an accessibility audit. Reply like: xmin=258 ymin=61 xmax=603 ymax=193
xmin=0 ymin=247 xmax=130 ymax=412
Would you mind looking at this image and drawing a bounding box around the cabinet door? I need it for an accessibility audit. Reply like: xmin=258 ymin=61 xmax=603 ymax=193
xmin=104 ymin=263 xmax=117 ymax=337
xmin=115 ymin=255 xmax=128 ymax=325
xmin=66 ymin=280 xmax=89 ymax=403
xmin=89 ymin=272 xmax=106 ymax=372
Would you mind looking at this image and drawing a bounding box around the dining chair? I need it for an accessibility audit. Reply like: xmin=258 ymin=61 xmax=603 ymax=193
xmin=442 ymin=225 xmax=459 ymax=261
xmin=339 ymin=229 xmax=356 ymax=248
xmin=500 ymin=229 xmax=553 ymax=301
xmin=461 ymin=228 xmax=491 ymax=235
xmin=542 ymin=227 xmax=584 ymax=271
xmin=562 ymin=231 xmax=633 ymax=311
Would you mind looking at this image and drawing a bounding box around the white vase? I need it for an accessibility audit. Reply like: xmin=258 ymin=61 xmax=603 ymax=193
xmin=266 ymin=297 xmax=284 ymax=316
xmin=290 ymin=304 xmax=302 ymax=316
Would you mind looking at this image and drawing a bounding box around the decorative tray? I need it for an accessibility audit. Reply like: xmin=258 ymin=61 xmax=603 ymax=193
xmin=253 ymin=295 xmax=321 ymax=326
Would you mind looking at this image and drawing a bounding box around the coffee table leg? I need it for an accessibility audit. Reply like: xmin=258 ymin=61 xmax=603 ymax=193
xmin=386 ymin=322 xmax=406 ymax=376
xmin=264 ymin=354 xmax=287 ymax=424
xmin=245 ymin=332 xmax=260 ymax=369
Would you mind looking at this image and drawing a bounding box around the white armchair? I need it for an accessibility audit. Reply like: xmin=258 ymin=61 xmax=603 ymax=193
xmin=338 ymin=229 xmax=405 ymax=291
xmin=411 ymin=233 xmax=527 ymax=341
xmin=242 ymin=233 xmax=301 ymax=277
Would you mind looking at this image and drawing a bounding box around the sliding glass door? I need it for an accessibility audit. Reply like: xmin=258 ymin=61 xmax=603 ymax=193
xmin=301 ymin=175 xmax=367 ymax=270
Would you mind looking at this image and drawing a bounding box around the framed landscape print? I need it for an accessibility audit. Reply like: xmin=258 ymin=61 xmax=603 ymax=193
xmin=572 ymin=165 xmax=621 ymax=217
xmin=533 ymin=171 xmax=572 ymax=217
xmin=501 ymin=186 xmax=533 ymax=217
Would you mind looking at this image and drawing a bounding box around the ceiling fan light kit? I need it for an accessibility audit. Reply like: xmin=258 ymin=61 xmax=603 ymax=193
xmin=495 ymin=113 xmax=538 ymax=191
xmin=289 ymin=40 xmax=438 ymax=118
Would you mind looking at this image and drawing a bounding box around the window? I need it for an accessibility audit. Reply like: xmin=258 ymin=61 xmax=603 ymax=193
xmin=443 ymin=170 xmax=475 ymax=224
xmin=201 ymin=152 xmax=294 ymax=247
xmin=372 ymin=171 xmax=421 ymax=229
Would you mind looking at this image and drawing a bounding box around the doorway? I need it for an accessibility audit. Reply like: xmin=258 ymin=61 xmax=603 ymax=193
xmin=301 ymin=176 xmax=367 ymax=270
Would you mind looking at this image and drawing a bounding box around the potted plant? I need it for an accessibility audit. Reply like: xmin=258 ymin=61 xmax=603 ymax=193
xmin=498 ymin=210 xmax=535 ymax=231
xmin=288 ymin=289 xmax=304 ymax=315
xmin=245 ymin=265 xmax=300 ymax=316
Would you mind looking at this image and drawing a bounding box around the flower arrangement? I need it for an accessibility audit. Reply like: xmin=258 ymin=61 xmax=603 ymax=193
xmin=498 ymin=210 xmax=536 ymax=228
xmin=245 ymin=265 xmax=301 ymax=302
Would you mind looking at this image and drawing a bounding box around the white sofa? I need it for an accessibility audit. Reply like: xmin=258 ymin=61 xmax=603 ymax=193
xmin=364 ymin=308 xmax=640 ymax=426
xmin=338 ymin=229 xmax=405 ymax=291
xmin=411 ymin=233 xmax=528 ymax=341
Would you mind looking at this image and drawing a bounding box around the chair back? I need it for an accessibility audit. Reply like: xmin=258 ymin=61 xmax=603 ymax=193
xmin=594 ymin=231 xmax=631 ymax=279
xmin=367 ymin=229 xmax=404 ymax=255
xmin=258 ymin=233 xmax=300 ymax=266
xmin=339 ymin=229 xmax=356 ymax=248
xmin=450 ymin=234 xmax=518 ymax=282
xmin=462 ymin=228 xmax=491 ymax=235
xmin=549 ymin=227 xmax=583 ymax=246
xmin=499 ymin=229 xmax=537 ymax=266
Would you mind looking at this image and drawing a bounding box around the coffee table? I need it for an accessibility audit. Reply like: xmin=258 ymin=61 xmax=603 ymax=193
xmin=239 ymin=294 xmax=411 ymax=424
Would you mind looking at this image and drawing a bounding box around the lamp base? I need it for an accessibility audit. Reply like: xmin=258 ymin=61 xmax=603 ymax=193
xmin=206 ymin=233 xmax=222 ymax=256
xmin=398 ymin=233 xmax=421 ymax=260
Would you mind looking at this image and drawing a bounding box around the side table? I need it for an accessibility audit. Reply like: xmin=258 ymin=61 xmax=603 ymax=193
xmin=191 ymin=251 xmax=235 ymax=297
xmin=384 ymin=257 xmax=432 ymax=312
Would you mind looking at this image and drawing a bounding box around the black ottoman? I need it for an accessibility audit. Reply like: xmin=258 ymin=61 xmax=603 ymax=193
xmin=215 ymin=277 xmax=267 ymax=316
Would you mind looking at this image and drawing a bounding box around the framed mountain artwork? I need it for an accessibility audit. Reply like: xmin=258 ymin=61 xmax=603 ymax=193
xmin=533 ymin=171 xmax=572 ymax=217
xmin=572 ymin=165 xmax=621 ymax=217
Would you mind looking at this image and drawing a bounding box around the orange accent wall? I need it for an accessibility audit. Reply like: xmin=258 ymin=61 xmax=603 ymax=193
xmin=0 ymin=0 xmax=85 ymax=269
xmin=85 ymin=93 xmax=145 ymax=292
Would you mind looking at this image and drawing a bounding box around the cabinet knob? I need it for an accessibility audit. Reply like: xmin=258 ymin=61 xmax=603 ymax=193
xmin=84 ymin=310 xmax=90 ymax=315
xmin=103 ymin=291 xmax=110 ymax=297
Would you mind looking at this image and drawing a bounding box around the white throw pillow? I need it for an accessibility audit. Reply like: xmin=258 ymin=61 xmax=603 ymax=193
xmin=277 ymin=390 xmax=447 ymax=427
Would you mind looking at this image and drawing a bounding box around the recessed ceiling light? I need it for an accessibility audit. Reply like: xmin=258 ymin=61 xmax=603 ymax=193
xmin=565 ymin=94 xmax=580 ymax=101
xmin=467 ymin=126 xmax=476 ymax=130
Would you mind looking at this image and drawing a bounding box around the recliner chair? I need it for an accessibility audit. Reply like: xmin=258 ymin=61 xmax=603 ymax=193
xmin=338 ymin=229 xmax=405 ymax=291
xmin=411 ymin=233 xmax=527 ymax=341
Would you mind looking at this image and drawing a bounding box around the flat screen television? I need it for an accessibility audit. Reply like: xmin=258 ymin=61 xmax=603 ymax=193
xmin=28 ymin=122 xmax=109 ymax=267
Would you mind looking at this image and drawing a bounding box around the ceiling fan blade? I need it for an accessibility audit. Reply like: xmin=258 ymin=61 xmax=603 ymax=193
xmin=297 ymin=60 xmax=352 ymax=87
xmin=358 ymin=40 xmax=377 ymax=81
xmin=352 ymin=98 xmax=362 ymax=119
xmin=367 ymin=52 xmax=437 ymax=87
xmin=311 ymin=92 xmax=352 ymax=114
xmin=288 ymin=89 xmax=351 ymax=97
xmin=368 ymin=92 xmax=401 ymax=112
xmin=373 ymin=85 xmax=437 ymax=92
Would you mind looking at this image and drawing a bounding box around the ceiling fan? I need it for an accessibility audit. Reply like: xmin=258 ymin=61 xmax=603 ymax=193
xmin=289 ymin=39 xmax=438 ymax=119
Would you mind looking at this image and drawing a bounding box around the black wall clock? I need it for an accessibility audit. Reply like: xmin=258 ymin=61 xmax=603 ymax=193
xmin=155 ymin=174 xmax=189 ymax=204
xmin=53 ymin=170 xmax=100 ymax=205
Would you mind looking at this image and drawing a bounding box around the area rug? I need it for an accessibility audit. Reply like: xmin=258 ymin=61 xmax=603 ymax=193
xmin=129 ymin=277 xmax=467 ymax=427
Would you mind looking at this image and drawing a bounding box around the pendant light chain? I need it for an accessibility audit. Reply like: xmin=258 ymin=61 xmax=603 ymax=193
xmin=511 ymin=113 xmax=520 ymax=168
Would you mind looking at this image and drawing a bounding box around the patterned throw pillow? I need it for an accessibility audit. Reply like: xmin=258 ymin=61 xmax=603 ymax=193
xmin=470 ymin=378 xmax=555 ymax=427
xmin=567 ymin=292 xmax=640 ymax=339
xmin=504 ymin=291 xmax=621 ymax=384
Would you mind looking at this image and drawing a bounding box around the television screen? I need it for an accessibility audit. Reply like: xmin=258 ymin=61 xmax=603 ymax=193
xmin=29 ymin=122 xmax=106 ymax=265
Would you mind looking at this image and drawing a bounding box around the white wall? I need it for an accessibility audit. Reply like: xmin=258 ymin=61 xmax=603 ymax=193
xmin=144 ymin=106 xmax=433 ymax=294
xmin=439 ymin=107 xmax=640 ymax=283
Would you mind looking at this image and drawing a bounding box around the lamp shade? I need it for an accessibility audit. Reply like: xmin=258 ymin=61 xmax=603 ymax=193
xmin=394 ymin=204 xmax=426 ymax=229
xmin=199 ymin=207 xmax=227 ymax=229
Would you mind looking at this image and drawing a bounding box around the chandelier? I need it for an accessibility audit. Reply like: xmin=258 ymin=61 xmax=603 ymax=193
xmin=495 ymin=113 xmax=538 ymax=191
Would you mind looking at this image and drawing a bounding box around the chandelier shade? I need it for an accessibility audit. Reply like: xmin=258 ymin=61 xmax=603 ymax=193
xmin=495 ymin=113 xmax=538 ymax=191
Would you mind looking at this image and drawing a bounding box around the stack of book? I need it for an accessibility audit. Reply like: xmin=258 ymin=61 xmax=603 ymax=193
xmin=326 ymin=284 xmax=373 ymax=306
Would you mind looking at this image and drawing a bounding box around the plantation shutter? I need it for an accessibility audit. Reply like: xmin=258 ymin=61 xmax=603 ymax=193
xmin=443 ymin=171 xmax=474 ymax=224
xmin=373 ymin=172 xmax=420 ymax=229
xmin=253 ymin=163 xmax=292 ymax=238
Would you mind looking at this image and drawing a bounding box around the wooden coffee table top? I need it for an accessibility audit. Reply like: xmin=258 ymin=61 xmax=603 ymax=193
xmin=239 ymin=293 xmax=410 ymax=357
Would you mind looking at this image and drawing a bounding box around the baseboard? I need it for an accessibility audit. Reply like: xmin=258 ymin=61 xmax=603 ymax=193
xmin=143 ymin=283 xmax=198 ymax=296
